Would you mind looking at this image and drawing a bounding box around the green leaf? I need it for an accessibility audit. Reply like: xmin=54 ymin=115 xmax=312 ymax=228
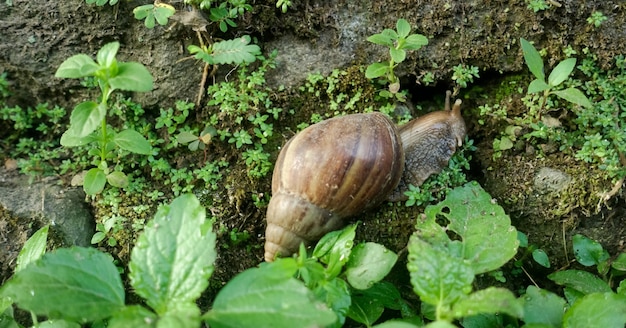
xmin=348 ymin=290 xmax=384 ymax=326
xmin=452 ymin=287 xmax=523 ymax=319
xmin=154 ymin=3 xmax=175 ymax=26
xmin=113 ymin=129 xmax=152 ymax=154
xmin=528 ymin=79 xmax=550 ymax=94
xmin=548 ymin=270 xmax=612 ymax=294
xmin=96 ymin=42 xmax=119 ymax=68
xmin=106 ymin=171 xmax=128 ymax=188
xmin=84 ymin=167 xmax=107 ymax=195
xmin=520 ymin=38 xmax=545 ymax=80
xmin=55 ymin=54 xmax=99 ymax=78
xmin=373 ymin=321 xmax=421 ymax=328
xmin=551 ymin=88 xmax=593 ymax=108
xmin=211 ymin=36 xmax=261 ymax=65
xmin=396 ymin=19 xmax=411 ymax=38
xmin=612 ymin=253 xmax=626 ymax=272
xmin=108 ymin=305 xmax=157 ymax=328
xmin=563 ymin=293 xmax=626 ymax=328
xmin=421 ymin=182 xmax=519 ymax=274
xmin=345 ymin=242 xmax=398 ymax=290
xmin=177 ymin=131 xmax=199 ymax=144
xmin=15 ymin=225 xmax=49 ymax=273
xmin=407 ymin=235 xmax=474 ymax=308
xmin=108 ymin=62 xmax=153 ymax=92
xmin=313 ymin=224 xmax=356 ymax=278
xmin=0 ymin=247 xmax=124 ymax=322
xmin=365 ymin=62 xmax=389 ymax=79
xmin=367 ymin=33 xmax=393 ymax=47
xmin=133 ymin=4 xmax=175 ymax=28
xmin=129 ymin=194 xmax=216 ymax=315
xmin=572 ymin=234 xmax=609 ymax=267
xmin=532 ymin=249 xmax=551 ymax=268
xmin=548 ymin=58 xmax=576 ymax=86
xmin=315 ymin=278 xmax=350 ymax=326
xmin=60 ymin=130 xmax=96 ymax=147
xmin=389 ymin=48 xmax=406 ymax=63
xmin=522 ymin=286 xmax=566 ymax=326
xmin=67 ymin=101 xmax=105 ymax=138
xmin=402 ymin=34 xmax=428 ymax=50
xmin=203 ymin=263 xmax=337 ymax=328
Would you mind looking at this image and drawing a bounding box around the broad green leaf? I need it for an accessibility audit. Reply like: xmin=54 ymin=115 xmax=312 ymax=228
xmin=154 ymin=4 xmax=175 ymax=26
xmin=532 ymin=249 xmax=551 ymax=268
xmin=402 ymin=34 xmax=428 ymax=50
xmin=407 ymin=235 xmax=474 ymax=308
xmin=548 ymin=58 xmax=576 ymax=86
xmin=108 ymin=62 xmax=153 ymax=92
xmin=106 ymin=171 xmax=128 ymax=188
xmin=313 ymin=224 xmax=356 ymax=278
xmin=548 ymin=269 xmax=612 ymax=294
xmin=108 ymin=305 xmax=157 ymax=328
xmin=177 ymin=131 xmax=199 ymax=144
xmin=211 ymin=36 xmax=261 ymax=65
xmin=527 ymin=79 xmax=550 ymax=94
xmin=365 ymin=62 xmax=389 ymax=79
xmin=460 ymin=313 xmax=506 ymax=328
xmin=349 ymin=282 xmax=404 ymax=325
xmin=0 ymin=247 xmax=124 ymax=323
xmin=348 ymin=289 xmax=384 ymax=326
xmin=113 ymin=129 xmax=152 ymax=154
xmin=67 ymin=101 xmax=105 ymax=138
xmin=345 ymin=242 xmax=398 ymax=290
xmin=15 ymin=225 xmax=49 ymax=272
xmin=618 ymin=280 xmax=626 ymax=296
xmin=315 ymin=278 xmax=350 ymax=326
xmin=572 ymin=234 xmax=609 ymax=266
xmin=396 ymin=19 xmax=411 ymax=38
xmin=423 ymin=321 xmax=457 ymax=328
xmin=522 ymin=286 xmax=566 ymax=326
xmin=203 ymin=264 xmax=336 ymax=328
xmin=84 ymin=167 xmax=107 ymax=195
xmin=60 ymin=130 xmax=97 ymax=147
xmin=452 ymin=287 xmax=523 ymax=319
xmin=129 ymin=194 xmax=216 ymax=315
xmin=551 ymin=88 xmax=593 ymax=108
xmin=520 ymin=38 xmax=545 ymax=80
xmin=367 ymin=33 xmax=393 ymax=47
xmin=563 ymin=293 xmax=626 ymax=328
xmin=389 ymin=48 xmax=406 ymax=63
xmin=373 ymin=321 xmax=421 ymax=328
xmin=496 ymin=136 xmax=513 ymax=151
xmin=421 ymin=182 xmax=519 ymax=274
xmin=36 ymin=320 xmax=81 ymax=328
xmin=612 ymin=253 xmax=626 ymax=272
xmin=55 ymin=54 xmax=99 ymax=78
xmin=96 ymin=42 xmax=119 ymax=68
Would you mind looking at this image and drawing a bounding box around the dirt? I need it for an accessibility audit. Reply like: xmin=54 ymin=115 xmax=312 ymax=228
xmin=1 ymin=0 xmax=626 ymax=323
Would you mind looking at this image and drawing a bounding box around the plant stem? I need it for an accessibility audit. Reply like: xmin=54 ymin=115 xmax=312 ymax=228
xmin=99 ymin=84 xmax=111 ymax=164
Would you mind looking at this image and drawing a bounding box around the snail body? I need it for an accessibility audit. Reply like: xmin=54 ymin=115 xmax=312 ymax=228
xmin=264 ymin=92 xmax=466 ymax=262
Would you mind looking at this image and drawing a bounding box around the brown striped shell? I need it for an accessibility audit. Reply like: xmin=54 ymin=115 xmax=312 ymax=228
xmin=264 ymin=112 xmax=404 ymax=262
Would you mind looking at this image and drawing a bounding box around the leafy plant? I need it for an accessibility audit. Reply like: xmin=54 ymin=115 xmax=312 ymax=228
xmin=133 ymin=3 xmax=176 ymax=29
xmin=188 ymin=35 xmax=260 ymax=65
xmin=366 ymin=18 xmax=428 ymax=101
xmin=85 ymin=0 xmax=118 ymax=6
xmin=587 ymin=11 xmax=608 ymax=28
xmin=276 ymin=0 xmax=292 ymax=13
xmin=526 ymin=0 xmax=549 ymax=12
xmin=451 ymin=64 xmax=480 ymax=89
xmin=520 ymin=37 xmax=592 ymax=115
xmin=55 ymin=41 xmax=154 ymax=195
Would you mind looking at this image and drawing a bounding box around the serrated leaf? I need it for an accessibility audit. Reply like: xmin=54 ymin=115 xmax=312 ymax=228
xmin=15 ymin=225 xmax=49 ymax=273
xmin=83 ymin=167 xmax=107 ymax=195
xmin=55 ymin=54 xmax=99 ymax=78
xmin=365 ymin=62 xmax=389 ymax=79
xmin=548 ymin=58 xmax=576 ymax=86
xmin=203 ymin=263 xmax=336 ymax=328
xmin=108 ymin=62 xmax=153 ymax=92
xmin=548 ymin=269 xmax=612 ymax=294
xmin=563 ymin=293 xmax=626 ymax=328
xmin=520 ymin=38 xmax=545 ymax=80
xmin=0 ymin=247 xmax=124 ymax=322
xmin=129 ymin=194 xmax=216 ymax=315
xmin=96 ymin=42 xmax=119 ymax=68
xmin=67 ymin=101 xmax=105 ymax=138
xmin=402 ymin=34 xmax=428 ymax=50
xmin=396 ymin=19 xmax=411 ymax=38
xmin=407 ymin=235 xmax=474 ymax=307
xmin=211 ymin=36 xmax=261 ymax=65
xmin=551 ymin=88 xmax=593 ymax=108
xmin=452 ymin=287 xmax=523 ymax=319
xmin=345 ymin=242 xmax=397 ymax=290
xmin=522 ymin=286 xmax=566 ymax=326
xmin=532 ymin=249 xmax=551 ymax=268
xmin=113 ymin=129 xmax=152 ymax=154
xmin=389 ymin=48 xmax=406 ymax=63
xmin=106 ymin=171 xmax=128 ymax=188
xmin=527 ymin=79 xmax=550 ymax=94
xmin=421 ymin=182 xmax=519 ymax=274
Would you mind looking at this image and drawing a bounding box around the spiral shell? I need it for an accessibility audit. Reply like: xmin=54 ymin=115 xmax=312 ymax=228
xmin=264 ymin=112 xmax=404 ymax=261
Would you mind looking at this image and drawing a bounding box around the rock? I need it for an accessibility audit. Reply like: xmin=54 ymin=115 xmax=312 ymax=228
xmin=533 ymin=167 xmax=572 ymax=195
xmin=0 ymin=169 xmax=94 ymax=247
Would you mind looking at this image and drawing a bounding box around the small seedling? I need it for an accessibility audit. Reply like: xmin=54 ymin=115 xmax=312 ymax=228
xmin=55 ymin=42 xmax=154 ymax=195
xmin=451 ymin=63 xmax=480 ymax=89
xmin=276 ymin=0 xmax=292 ymax=13
xmin=366 ymin=18 xmax=428 ymax=101
xmin=177 ymin=125 xmax=218 ymax=163
xmin=133 ymin=3 xmax=176 ymax=28
xmin=587 ymin=11 xmax=608 ymax=28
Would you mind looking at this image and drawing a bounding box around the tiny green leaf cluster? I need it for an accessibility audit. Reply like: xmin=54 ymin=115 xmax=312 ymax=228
xmin=188 ymin=35 xmax=261 ymax=65
xmin=133 ymin=3 xmax=176 ymax=29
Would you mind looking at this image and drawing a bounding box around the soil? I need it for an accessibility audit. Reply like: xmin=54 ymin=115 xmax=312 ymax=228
xmin=1 ymin=0 xmax=625 ymax=325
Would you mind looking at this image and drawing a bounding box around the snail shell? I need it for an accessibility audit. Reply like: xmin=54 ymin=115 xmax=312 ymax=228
xmin=264 ymin=112 xmax=404 ymax=262
xmin=264 ymin=92 xmax=466 ymax=261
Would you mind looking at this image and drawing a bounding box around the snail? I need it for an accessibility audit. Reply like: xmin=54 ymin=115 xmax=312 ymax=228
xmin=264 ymin=91 xmax=466 ymax=262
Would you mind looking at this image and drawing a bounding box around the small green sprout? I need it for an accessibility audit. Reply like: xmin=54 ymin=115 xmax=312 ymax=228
xmin=276 ymin=0 xmax=292 ymax=13
xmin=587 ymin=11 xmax=607 ymax=28
xmin=451 ymin=64 xmax=480 ymax=89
